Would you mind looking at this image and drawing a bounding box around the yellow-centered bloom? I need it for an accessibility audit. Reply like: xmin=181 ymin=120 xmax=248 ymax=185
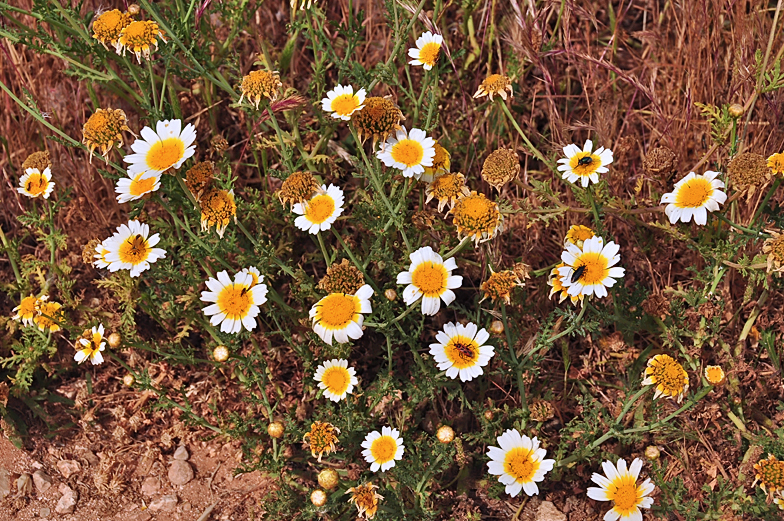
xmin=314 ymin=359 xmax=358 ymax=402
xmin=239 ymin=70 xmax=282 ymax=108
xmin=200 ymin=270 xmax=268 ymax=334
xmin=429 ymin=322 xmax=494 ymax=382
xmin=661 ymin=170 xmax=727 ymax=225
xmin=704 ymin=365 xmax=725 ymax=385
xmin=321 ymin=84 xmax=366 ymax=121
xmin=200 ymin=188 xmax=237 ymax=238
xmin=449 ymin=191 xmax=503 ymax=245
xmin=548 ymin=262 xmax=584 ymax=306
xmin=587 ymin=458 xmax=655 ymax=521
xmin=396 ymin=246 xmax=463 ymax=316
xmin=408 ymin=31 xmax=443 ymax=70
xmin=421 ymin=142 xmax=451 ymax=183
xmin=303 ymin=421 xmax=340 ymax=462
xmin=34 ymin=298 xmax=64 ymax=333
xmin=558 ymin=236 xmax=625 ymax=299
xmin=12 ymin=295 xmax=39 ymax=326
xmin=75 ymin=324 xmax=106 ymax=365
xmin=101 ymin=220 xmax=166 ymax=278
xmin=310 ymin=285 xmax=374 ymax=345
xmin=92 ymin=9 xmax=132 ymax=50
xmin=116 ymin=19 xmax=167 ymax=63
xmin=641 ymin=354 xmax=689 ymax=403
xmin=292 ymin=184 xmax=344 ymax=234
xmin=82 ymin=108 xmax=133 ymax=163
xmin=361 ymin=426 xmax=404 ymax=472
xmin=115 ymin=171 xmax=162 ymax=203
xmin=425 ymin=172 xmax=470 ymax=212
xmin=377 ymin=127 xmax=436 ymax=179
xmin=486 ymin=429 xmax=555 ymax=497
xmin=124 ymin=119 xmax=197 ymax=176
xmin=17 ymin=167 xmax=55 ymax=199
xmin=557 ymin=139 xmax=613 ymax=187
xmin=347 ymin=483 xmax=384 ymax=520
xmin=767 ymin=152 xmax=784 ymax=175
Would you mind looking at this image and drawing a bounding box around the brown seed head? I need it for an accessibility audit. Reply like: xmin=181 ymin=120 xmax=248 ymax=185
xmin=425 ymin=172 xmax=470 ymax=212
xmin=482 ymin=149 xmax=520 ymax=190
xmin=643 ymin=146 xmax=676 ymax=176
xmin=82 ymin=108 xmax=132 ymax=163
xmin=211 ymin=135 xmax=229 ymax=153
xmin=763 ymin=230 xmax=784 ymax=275
xmin=529 ymin=399 xmax=555 ymax=422
xmin=347 ymin=483 xmax=383 ymax=520
xmin=278 ymin=171 xmax=321 ymax=208
xmin=22 ymin=151 xmax=51 ymax=172
xmin=83 ymin=238 xmax=101 ymax=265
xmin=267 ymin=421 xmax=285 ymax=439
xmin=727 ymin=152 xmax=770 ymax=192
xmin=240 ymin=70 xmax=282 ymax=108
xmin=352 ymin=97 xmax=404 ymax=147
xmin=185 ymin=161 xmax=214 ymax=200
xmin=319 ymin=258 xmax=364 ymax=295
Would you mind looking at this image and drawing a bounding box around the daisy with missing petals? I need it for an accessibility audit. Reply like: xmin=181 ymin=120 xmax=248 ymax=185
xmin=768 ymin=152 xmax=784 ymax=176
xmin=201 ymin=270 xmax=268 ymax=334
xmin=397 ymin=246 xmax=463 ymax=316
xmin=425 ymin=172 xmax=470 ymax=212
xmin=293 ymin=184 xmax=345 ymax=234
xmin=115 ymin=171 xmax=162 ymax=203
xmin=361 ymin=426 xmax=405 ymax=472
xmin=408 ymin=31 xmax=443 ymax=70
xmin=314 ymin=359 xmax=358 ymax=402
xmin=473 ymin=74 xmax=514 ymax=101
xmin=303 ymin=421 xmax=340 ymax=462
xmin=34 ymin=298 xmax=64 ymax=333
xmin=587 ymin=458 xmax=655 ymax=521
xmin=321 ymin=85 xmax=366 ymax=121
xmin=12 ymin=295 xmax=39 ymax=326
xmin=558 ymin=236 xmax=625 ymax=299
xmin=557 ymin=139 xmax=613 ymax=187
xmin=347 ymin=483 xmax=384 ymax=520
xmin=310 ymin=284 xmax=374 ymax=345
xmin=91 ymin=9 xmax=132 ymax=50
xmin=102 ymin=220 xmax=166 ymax=277
xmin=660 ymin=170 xmax=727 ymax=225
xmin=18 ymin=167 xmax=55 ymax=199
xmin=548 ymin=263 xmax=584 ymax=306
xmin=641 ymin=354 xmax=689 ymax=403
xmin=377 ymin=127 xmax=436 ymax=179
xmin=429 ymin=322 xmax=494 ymax=382
xmin=93 ymin=243 xmax=111 ymax=269
xmin=75 ymin=324 xmax=107 ymax=365
xmin=116 ymin=19 xmax=167 ymax=63
xmin=200 ymin=188 xmax=237 ymax=238
xmin=82 ymin=108 xmax=133 ymax=164
xmin=124 ymin=119 xmax=197 ymax=176
xmin=240 ymin=266 xmax=263 ymax=287
xmin=449 ymin=191 xmax=504 ymax=245
xmin=486 ymin=430 xmax=555 ymax=497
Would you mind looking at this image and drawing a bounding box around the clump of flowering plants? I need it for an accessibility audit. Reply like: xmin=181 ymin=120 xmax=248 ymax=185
xmin=1 ymin=1 xmax=783 ymax=520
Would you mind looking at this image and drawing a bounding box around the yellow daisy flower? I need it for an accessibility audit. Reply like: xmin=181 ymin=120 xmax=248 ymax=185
xmin=557 ymin=139 xmax=614 ymax=187
xmin=564 ymin=224 xmax=595 ymax=248
xmin=767 ymin=152 xmax=784 ymax=175
xmin=704 ymin=365 xmax=725 ymax=385
xmin=587 ymin=458 xmax=655 ymax=521
xmin=641 ymin=354 xmax=689 ymax=403
xmin=377 ymin=127 xmax=436 ymax=179
xmin=101 ymin=220 xmax=166 ymax=277
xmin=303 ymin=421 xmax=340 ymax=462
xmin=314 ymin=358 xmax=358 ymax=402
xmin=18 ymin=167 xmax=55 ymax=199
xmin=91 ymin=9 xmax=132 ymax=50
xmin=12 ymin=295 xmax=39 ymax=326
xmin=473 ymin=74 xmax=514 ymax=101
xmin=346 ymin=483 xmax=384 ymax=520
xmin=74 ymin=324 xmax=106 ymax=365
xmin=200 ymin=270 xmax=268 ymax=334
xmin=82 ymin=108 xmax=133 ymax=163
xmin=425 ymin=172 xmax=470 ymax=212
xmin=408 ymin=31 xmax=443 ymax=70
xmin=200 ymin=188 xmax=237 ymax=238
xmin=486 ymin=429 xmax=555 ymax=497
xmin=34 ymin=298 xmax=64 ymax=333
xmin=116 ymin=19 xmax=167 ymax=63
xmin=396 ymin=246 xmax=463 ymax=316
xmin=293 ymin=184 xmax=344 ymax=234
xmin=239 ymin=70 xmax=282 ymax=109
xmin=548 ymin=263 xmax=584 ymax=306
xmin=124 ymin=119 xmax=197 ymax=176
xmin=115 ymin=171 xmax=162 ymax=203
xmin=480 ymin=269 xmax=524 ymax=305
xmin=449 ymin=191 xmax=503 ymax=245
xmin=361 ymin=426 xmax=404 ymax=472
xmin=310 ymin=284 xmax=374 ymax=345
xmin=558 ymin=236 xmax=625 ymax=299
xmin=421 ymin=142 xmax=451 ymax=183
xmin=661 ymin=170 xmax=727 ymax=225
xmin=321 ymin=84 xmax=366 ymax=121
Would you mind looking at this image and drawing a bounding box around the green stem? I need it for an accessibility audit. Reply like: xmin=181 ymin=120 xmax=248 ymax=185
xmin=502 ymin=303 xmax=528 ymax=414
xmin=498 ymin=101 xmax=552 ymax=170
xmin=147 ymin=57 xmax=158 ymax=111
xmin=263 ymin=100 xmax=295 ymax=171
xmin=316 ymin=231 xmax=331 ymax=265
xmin=330 ymin=228 xmax=381 ymax=294
xmin=622 ymin=386 xmax=713 ymax=434
xmin=235 ymin=220 xmax=297 ymax=278
xmin=443 ymin=237 xmax=471 ymax=259
xmin=366 ymin=297 xmax=420 ymax=329
xmin=751 ymin=177 xmax=781 ymax=226
xmin=0 ymin=225 xmax=22 ymax=286
xmin=614 ymin=386 xmax=650 ymax=425
xmin=546 ymin=304 xmax=587 ymax=344
xmin=586 ymin=185 xmax=603 ymax=231
xmin=715 ymin=213 xmax=769 ymax=238
xmin=367 ymin=0 xmax=428 ymax=92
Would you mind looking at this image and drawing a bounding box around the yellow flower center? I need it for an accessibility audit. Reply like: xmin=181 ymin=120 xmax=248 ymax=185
xmin=321 ymin=366 xmax=350 ymax=395
xmin=35 ymin=302 xmax=62 ymax=331
xmin=305 ymin=421 xmax=339 ymax=459
xmin=121 ymin=20 xmax=159 ymax=50
xmin=216 ymin=284 xmax=252 ymax=319
xmin=566 ymin=225 xmax=595 ymax=244
xmin=241 ymin=70 xmax=281 ymax=104
xmin=568 ymin=152 xmax=602 ymax=176
xmin=647 ymin=355 xmax=687 ymax=396
xmin=317 ymin=293 xmax=358 ymax=329
xmin=145 ymin=137 xmax=185 ymax=172
xmin=304 ymin=194 xmax=336 ymax=224
xmin=129 ymin=173 xmax=158 ymax=196
xmin=452 ymin=193 xmax=501 ymax=238
xmin=391 ymin=139 xmax=424 ymax=167
xmin=444 ymin=335 xmax=480 ymax=369
xmin=92 ymin=9 xmax=131 ymax=43
xmin=16 ymin=296 xmax=38 ymax=319
xmin=82 ymin=332 xmax=103 ymax=356
xmin=411 ymin=261 xmax=448 ymax=296
xmin=370 ymin=436 xmax=397 ymax=464
xmin=350 ymin=485 xmax=380 ymax=516
xmin=572 ymin=252 xmax=609 ymax=285
xmin=23 ymin=173 xmax=48 ymax=197
xmin=418 ymin=42 xmax=441 ymax=67
xmin=757 ymin=457 xmax=784 ymax=492
xmin=705 ymin=366 xmax=724 ymax=384
xmin=330 ymin=94 xmax=361 ymax=117
xmin=279 ymin=171 xmax=320 ymax=206
xmin=201 ymin=189 xmax=236 ymax=227
xmin=83 ymin=109 xmax=128 ymax=151
xmin=503 ymin=447 xmax=538 ymax=483
xmin=768 ymin=153 xmax=784 ymax=175
xmin=674 ymin=177 xmax=713 ymax=208
xmin=480 ymin=74 xmax=510 ymax=93
xmin=608 ymin=481 xmax=639 ymax=513
xmin=118 ymin=234 xmax=151 ymax=265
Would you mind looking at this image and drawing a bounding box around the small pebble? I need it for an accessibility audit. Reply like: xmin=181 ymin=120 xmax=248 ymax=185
xmin=56 ymin=460 xmax=81 ymax=479
xmin=173 ymin=445 xmax=189 ymax=461
xmin=55 ymin=484 xmax=78 ymax=514
xmin=33 ymin=470 xmax=52 ymax=494
xmin=168 ymin=460 xmax=194 ymax=486
xmin=16 ymin=473 xmax=33 ymax=495
xmin=148 ymin=494 xmax=178 ymax=512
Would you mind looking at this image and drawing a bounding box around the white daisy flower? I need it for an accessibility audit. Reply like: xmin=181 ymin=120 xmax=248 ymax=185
xmin=429 ymin=322 xmax=495 ymax=382
xmin=557 ymin=139 xmax=613 ymax=187
xmin=377 ymin=127 xmax=436 ymax=179
xmin=240 ymin=266 xmax=263 ymax=287
xmin=293 ymin=184 xmax=345 ymax=234
xmin=558 ymin=236 xmax=625 ymax=299
xmin=314 ymin=358 xmax=359 ymax=402
xmin=309 ymin=284 xmax=373 ymax=345
xmin=321 ymin=84 xmax=366 ymax=121
xmin=361 ymin=426 xmax=405 ymax=472
xmin=115 ymin=171 xmax=162 ymax=203
xmin=408 ymin=31 xmax=443 ymax=70
xmin=124 ymin=119 xmax=197 ymax=176
xmin=660 ymin=170 xmax=727 ymax=225
xmin=17 ymin=167 xmax=55 ymax=199
xmin=75 ymin=324 xmax=107 ymax=365
xmin=201 ymin=270 xmax=268 ymax=334
xmin=102 ymin=220 xmax=166 ymax=277
xmin=93 ymin=242 xmax=111 ymax=269
xmin=486 ymin=430 xmax=555 ymax=497
xmin=396 ymin=246 xmax=462 ymax=316
xmin=587 ymin=458 xmax=655 ymax=521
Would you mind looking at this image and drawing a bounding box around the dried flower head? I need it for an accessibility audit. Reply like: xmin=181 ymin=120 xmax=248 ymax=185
xmin=473 ymin=74 xmax=513 ymax=101
xmin=436 ymin=425 xmax=455 ymax=444
xmin=185 ymin=161 xmax=215 ymax=200
xmin=213 ymin=345 xmax=230 ymax=362
xmin=310 ymin=489 xmax=327 ymax=507
xmin=210 ymin=135 xmax=229 ymax=153
xmin=116 ymin=20 xmax=167 ymax=63
xmin=482 ymin=148 xmax=520 ymax=191
xmin=267 ymin=421 xmax=285 ymax=438
xmin=239 ymin=70 xmax=282 ymax=109
xmin=319 ymin=258 xmax=364 ymax=295
xmin=303 ymin=421 xmax=340 ymax=462
xmin=529 ymin=399 xmax=555 ymax=422
xmin=82 ymin=108 xmax=133 ymax=163
xmin=643 ymin=146 xmax=676 ymax=176
xmin=642 ymin=293 xmax=670 ymax=319
xmin=352 ymin=97 xmax=404 ymax=147
xmin=754 ymin=454 xmax=784 ymax=495
xmin=92 ymin=9 xmax=132 ymax=50
xmin=22 ymin=151 xmax=51 ymax=172
xmin=480 ymin=269 xmax=523 ymax=305
xmin=82 ymin=239 xmax=101 ymax=265
xmin=727 ymin=152 xmax=771 ymax=195
xmin=200 ymin=188 xmax=237 ymax=238
xmin=449 ymin=191 xmax=503 ymax=245
xmin=278 ymin=171 xmax=322 ymax=208
xmin=763 ymin=230 xmax=784 ymax=276
xmin=411 ymin=209 xmax=436 ymax=231
xmin=642 ymin=354 xmax=689 ymax=403
xmin=347 ymin=483 xmax=384 ymax=520
xmin=425 ymin=172 xmax=470 ymax=212
xmin=513 ymin=262 xmax=532 ymax=282
xmin=318 ymin=468 xmax=339 ymax=490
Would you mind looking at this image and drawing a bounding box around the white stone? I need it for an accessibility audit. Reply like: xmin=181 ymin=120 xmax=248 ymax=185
xmin=173 ymin=445 xmax=189 ymax=461
xmin=55 ymin=484 xmax=78 ymax=514
xmin=148 ymin=494 xmax=178 ymax=512
xmin=140 ymin=476 xmax=160 ymax=496
xmin=168 ymin=460 xmax=194 ymax=486
xmin=535 ymin=501 xmax=567 ymax=521
xmin=56 ymin=459 xmax=81 ymax=479
xmin=32 ymin=470 xmax=52 ymax=494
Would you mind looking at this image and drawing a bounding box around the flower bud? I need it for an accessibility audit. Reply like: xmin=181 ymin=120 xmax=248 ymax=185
xmin=317 ymin=468 xmax=339 ymax=490
xmin=107 ymin=332 xmax=122 ymax=349
xmin=484 ymin=410 xmax=494 ymax=421
xmin=310 ymin=489 xmax=327 ymax=507
xmin=213 ymin=345 xmax=230 ymax=362
xmin=436 ymin=425 xmax=455 ymax=444
xmin=122 ymin=374 xmax=135 ymax=387
xmin=489 ymin=320 xmax=504 ymax=335
xmin=127 ymin=3 xmax=140 ymax=15
xmin=267 ymin=421 xmax=285 ymax=439
xmin=384 ymin=288 xmax=397 ymax=301
xmin=728 ymin=103 xmax=744 ymax=118
xmin=645 ymin=445 xmax=661 ymax=460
